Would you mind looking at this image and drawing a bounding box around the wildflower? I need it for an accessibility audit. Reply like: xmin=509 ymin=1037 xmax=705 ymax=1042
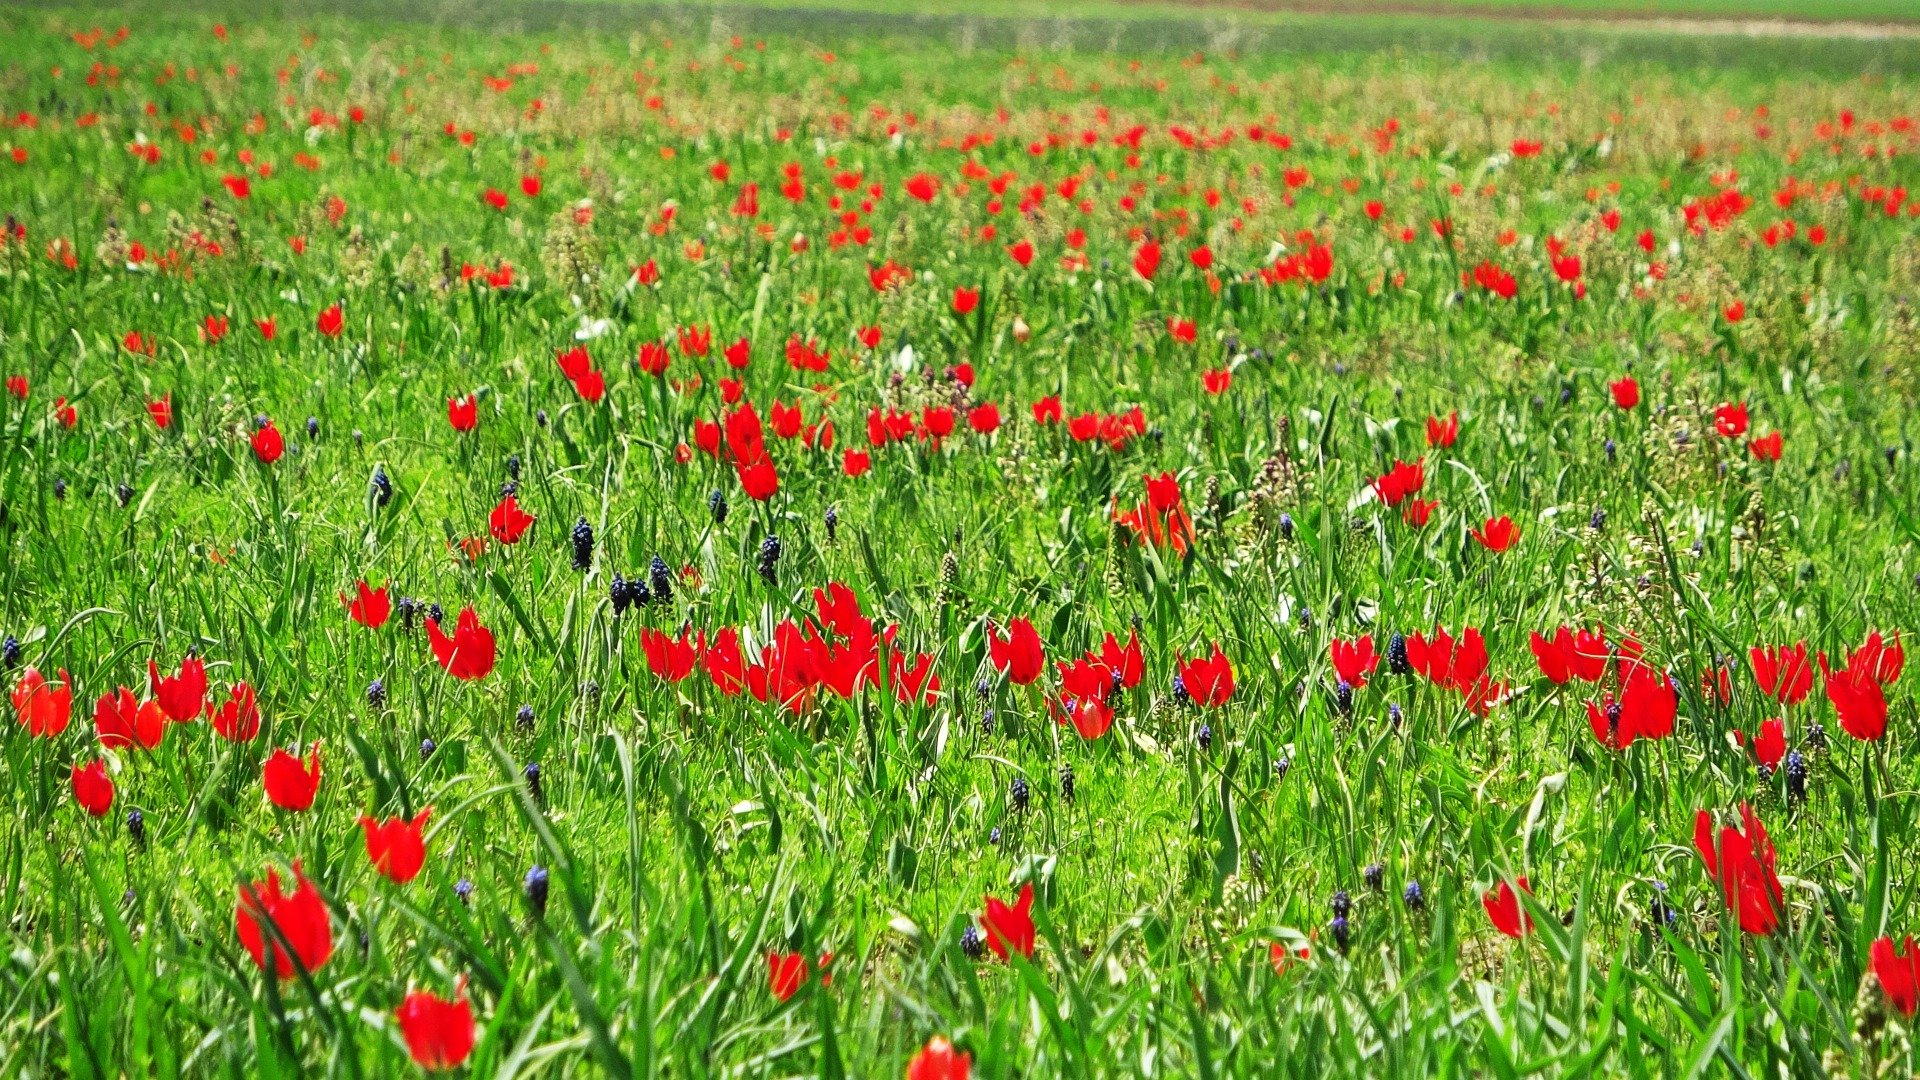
xmin=447 ymin=395 xmax=478 ymax=432
xmin=1747 ymin=717 xmax=1786 ymax=770
xmin=251 ymin=421 xmax=285 ymax=464
xmin=907 ymin=1036 xmax=971 ymax=1080
xmin=360 ymin=809 xmax=430 ymax=884
xmin=235 ymin=864 xmax=333 ymax=978
xmin=767 ymin=951 xmax=809 ymax=1001
xmin=71 ymin=761 xmax=114 ymax=817
xmin=1482 ymin=876 xmax=1533 ymax=938
xmin=489 ymin=494 xmax=535 ymax=544
xmin=344 ymin=579 xmax=392 ymax=628
xmin=264 ymin=744 xmax=322 ymax=810
xmin=426 ymin=606 xmax=496 ymax=681
xmin=1694 ymin=804 xmax=1784 ymax=935
xmin=1750 ymin=642 xmax=1813 ymax=705
xmin=149 ymin=654 xmax=207 ymax=722
xmin=94 ymin=687 xmax=165 ymax=750
xmin=12 ymin=667 xmax=72 ymax=736
xmin=1176 ymin=644 xmax=1235 ymax=707
xmin=1610 ymin=377 xmax=1640 ymax=409
xmin=1472 ymin=515 xmax=1520 ymax=553
xmin=1330 ymin=636 xmax=1378 ymax=689
xmin=524 ymin=865 xmax=550 ymax=917
xmin=988 ymin=617 xmax=1045 ymax=685
xmin=1426 ymin=411 xmax=1459 ymax=448
xmin=1870 ymin=937 xmax=1920 ymax=1018
xmin=1821 ymin=654 xmax=1887 ymax=741
xmin=396 ymin=988 xmax=476 ymax=1071
xmin=1372 ymin=458 xmax=1424 ymax=506
xmin=209 ymin=682 xmax=261 ymax=741
xmin=980 ymin=882 xmax=1036 ymax=961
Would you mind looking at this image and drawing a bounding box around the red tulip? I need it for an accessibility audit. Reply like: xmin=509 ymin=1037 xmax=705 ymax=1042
xmin=1750 ymin=642 xmax=1813 ymax=705
xmin=1748 ymin=431 xmax=1782 ymax=461
xmin=951 ymin=286 xmax=979 ymax=315
xmin=642 ymin=627 xmax=703 ymax=682
xmin=1609 ymin=376 xmax=1640 ymax=409
xmin=903 ymin=173 xmax=939 ymax=202
xmin=907 ymin=1036 xmax=971 ymax=1080
xmin=209 ymin=682 xmax=261 ymax=741
xmin=235 ymin=863 xmax=334 ymax=978
xmin=842 ymin=449 xmax=871 ymax=477
xmin=95 ymin=688 xmax=165 ymax=750
xmin=1472 ymin=515 xmax=1519 ymax=553
xmin=767 ymin=951 xmax=809 ymax=1001
xmin=1406 ymin=626 xmax=1492 ymax=696
xmin=638 ymin=341 xmax=671 ymax=375
xmin=251 ymin=422 xmax=285 ymax=464
xmin=426 ymin=606 xmax=496 ymax=681
xmin=1482 ymin=877 xmax=1533 ymax=938
xmin=1425 ymin=411 xmax=1459 ymax=448
xmin=1821 ymin=654 xmax=1887 ymax=741
xmin=71 ymin=760 xmax=114 ymax=817
xmin=1585 ymin=662 xmax=1677 ymax=750
xmin=1694 ymin=804 xmax=1784 ymax=935
xmin=1848 ymin=631 xmax=1904 ymax=686
xmin=344 ymin=579 xmax=392 ymax=628
xmin=1749 ymin=717 xmax=1786 ymax=770
xmin=968 ymin=402 xmax=1001 ymax=435
xmin=447 ymin=394 xmax=478 ymax=432
xmin=1372 ymin=458 xmax=1424 ymax=507
xmin=1330 ymin=636 xmax=1377 ymax=689
xmin=1007 ymin=239 xmax=1034 ymax=267
xmin=1058 ymin=694 xmax=1113 ymax=739
xmin=149 ymin=654 xmax=208 ymax=723
xmin=264 ymin=744 xmax=322 ymax=811
xmin=988 ymin=617 xmax=1045 ymax=686
xmin=360 ymin=808 xmax=431 ymax=884
xmin=148 ymin=393 xmax=173 ymax=430
xmin=1871 ymin=937 xmax=1920 ymax=1018
xmin=12 ymin=667 xmax=72 ymax=737
xmin=1132 ymin=239 xmax=1161 ymax=280
xmin=1714 ymin=402 xmax=1749 ymax=438
xmin=316 ymin=303 xmax=344 ymax=337
xmin=1177 ymin=643 xmax=1235 ymax=707
xmin=980 ymin=882 xmax=1036 ymax=961
xmin=1269 ymin=941 xmax=1311 ymax=974
xmin=396 ymin=988 xmax=476 ymax=1071
xmin=738 ymin=460 xmax=779 ymax=501
xmin=1529 ymin=626 xmax=1621 ymax=685
xmin=489 ymin=494 xmax=536 ymax=545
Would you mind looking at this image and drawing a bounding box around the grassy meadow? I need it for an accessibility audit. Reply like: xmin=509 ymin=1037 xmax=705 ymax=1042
xmin=1 ymin=1 xmax=1919 ymax=1076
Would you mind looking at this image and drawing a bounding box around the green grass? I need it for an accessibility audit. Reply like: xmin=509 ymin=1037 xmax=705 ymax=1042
xmin=606 ymin=0 xmax=1920 ymax=24
xmin=1 ymin=1 xmax=1919 ymax=1076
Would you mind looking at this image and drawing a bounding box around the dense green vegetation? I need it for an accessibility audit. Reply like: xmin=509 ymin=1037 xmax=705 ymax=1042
xmin=1 ymin=2 xmax=1919 ymax=1076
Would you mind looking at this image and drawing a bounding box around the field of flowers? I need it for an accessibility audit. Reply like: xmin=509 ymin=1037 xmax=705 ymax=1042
xmin=2 ymin=2 xmax=1920 ymax=1076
